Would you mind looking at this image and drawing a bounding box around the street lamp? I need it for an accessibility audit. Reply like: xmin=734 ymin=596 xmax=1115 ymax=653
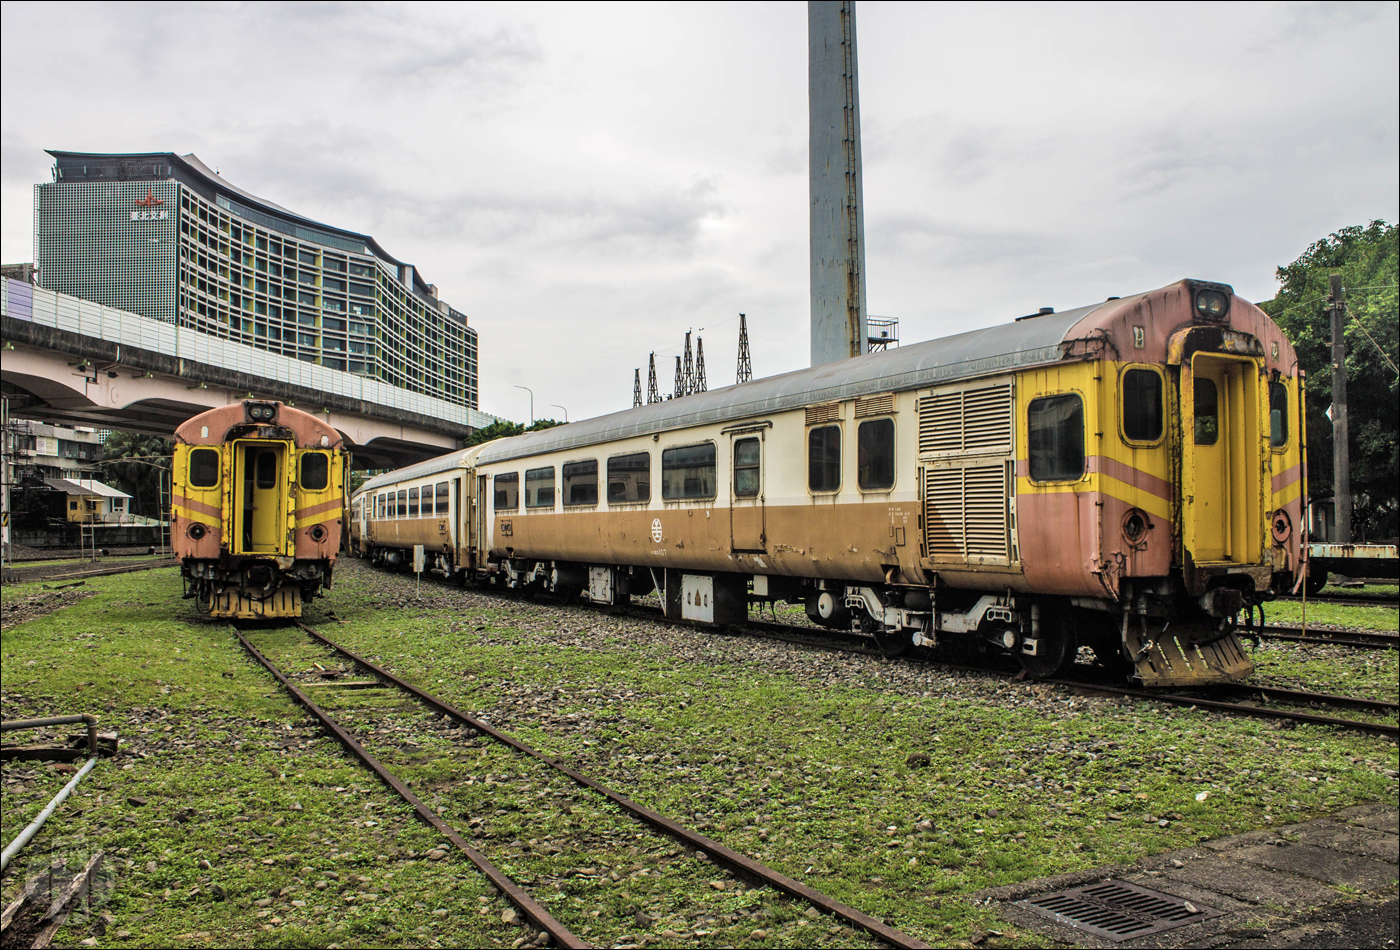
xmin=512 ymin=384 xmax=534 ymax=424
xmin=549 ymin=404 xmax=569 ymax=423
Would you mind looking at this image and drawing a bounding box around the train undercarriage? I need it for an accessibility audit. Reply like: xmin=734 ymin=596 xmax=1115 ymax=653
xmin=182 ymin=558 xmax=332 ymax=619
xmin=371 ymin=547 xmax=1255 ymax=688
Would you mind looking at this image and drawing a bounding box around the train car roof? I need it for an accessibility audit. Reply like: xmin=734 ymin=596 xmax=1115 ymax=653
xmin=357 ymin=441 xmax=497 ymax=495
xmin=477 ymin=301 xmax=1104 ymax=465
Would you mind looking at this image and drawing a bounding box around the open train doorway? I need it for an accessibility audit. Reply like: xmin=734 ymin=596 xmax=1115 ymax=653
xmin=233 ymin=441 xmax=289 ymax=556
xmin=1183 ymin=354 xmax=1262 ymax=564
xmin=729 ymin=431 xmax=766 ymax=552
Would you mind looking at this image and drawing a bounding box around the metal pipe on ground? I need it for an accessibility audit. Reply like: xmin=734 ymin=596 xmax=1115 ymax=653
xmin=0 ymin=757 xmax=99 ymax=872
xmin=2 ymin=714 xmax=99 ymax=754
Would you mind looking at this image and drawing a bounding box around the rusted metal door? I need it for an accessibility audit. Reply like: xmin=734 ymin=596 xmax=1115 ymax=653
xmin=1183 ymin=354 xmax=1262 ymax=564
xmin=729 ymin=432 xmax=765 ymax=552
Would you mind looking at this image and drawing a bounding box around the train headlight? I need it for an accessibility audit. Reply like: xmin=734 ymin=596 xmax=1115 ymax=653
xmin=246 ymin=402 xmax=277 ymax=422
xmin=187 ymin=523 xmax=207 ymax=541
xmin=1271 ymin=509 xmax=1291 ymax=544
xmin=1194 ymin=289 xmax=1230 ymax=320
xmin=1122 ymin=508 xmax=1150 ymax=544
xmin=309 ymin=524 xmax=328 ymax=543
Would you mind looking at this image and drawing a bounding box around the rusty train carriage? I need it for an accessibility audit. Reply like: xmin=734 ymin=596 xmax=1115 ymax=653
xmin=173 ymin=401 xmax=347 ymax=619
xmin=355 ymin=279 xmax=1306 ymax=687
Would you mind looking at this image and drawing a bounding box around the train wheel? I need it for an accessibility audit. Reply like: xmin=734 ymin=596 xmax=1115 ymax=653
xmin=1019 ymin=613 xmax=1077 ymax=679
xmin=1303 ymin=567 xmax=1327 ymax=597
xmin=872 ymin=625 xmax=911 ymax=657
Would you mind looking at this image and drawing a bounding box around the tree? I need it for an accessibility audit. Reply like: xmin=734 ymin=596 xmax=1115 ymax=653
xmin=98 ymin=432 xmax=173 ymax=519
xmin=463 ymin=417 xmax=565 ymax=448
xmin=1259 ymin=221 xmax=1398 ymax=540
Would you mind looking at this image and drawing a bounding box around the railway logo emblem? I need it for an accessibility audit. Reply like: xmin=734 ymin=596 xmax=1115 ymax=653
xmin=130 ymin=187 xmax=168 ymax=221
xmin=135 ymin=187 xmax=164 ymax=207
xmin=650 ymin=518 xmax=663 ymax=543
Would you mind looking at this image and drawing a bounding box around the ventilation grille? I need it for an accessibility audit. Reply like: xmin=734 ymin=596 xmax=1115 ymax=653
xmin=925 ymin=464 xmax=1009 ymax=560
xmin=1016 ymin=880 xmax=1220 ymax=943
xmin=806 ymin=403 xmax=840 ymax=426
xmin=855 ymin=393 xmax=894 ymax=418
xmin=918 ymin=383 xmax=1012 ymax=456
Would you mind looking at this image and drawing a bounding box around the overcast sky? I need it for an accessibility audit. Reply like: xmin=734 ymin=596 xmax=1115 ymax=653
xmin=3 ymin=2 xmax=1396 ymax=425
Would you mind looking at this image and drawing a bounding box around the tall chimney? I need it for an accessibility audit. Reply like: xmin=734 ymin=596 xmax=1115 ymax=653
xmin=809 ymin=0 xmax=868 ymax=366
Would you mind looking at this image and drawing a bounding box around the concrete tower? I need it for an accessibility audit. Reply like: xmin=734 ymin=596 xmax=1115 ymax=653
xmin=809 ymin=0 xmax=868 ymax=366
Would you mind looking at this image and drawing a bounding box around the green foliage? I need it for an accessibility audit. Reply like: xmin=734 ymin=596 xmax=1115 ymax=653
xmin=1260 ymin=221 xmax=1398 ymax=539
xmin=463 ymin=417 xmax=565 ymax=447
xmin=98 ymin=431 xmax=173 ymax=517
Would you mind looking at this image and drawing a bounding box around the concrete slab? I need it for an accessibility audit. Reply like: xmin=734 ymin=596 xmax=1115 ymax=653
xmin=1283 ymin=818 xmax=1399 ymax=865
xmin=1136 ymin=852 xmax=1338 ymax=910
xmin=1230 ymin=842 xmax=1399 ymax=892
xmin=1338 ymin=803 xmax=1400 ymax=836
xmin=1218 ymin=898 xmax=1398 ymax=949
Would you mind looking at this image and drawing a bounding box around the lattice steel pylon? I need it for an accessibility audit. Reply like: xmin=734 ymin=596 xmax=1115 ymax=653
xmin=681 ymin=332 xmax=695 ymax=396
xmin=673 ymin=356 xmax=684 ymax=399
xmin=694 ymin=337 xmax=707 ymax=393
xmin=632 ymin=368 xmax=642 ymax=408
xmin=736 ymin=313 xmax=753 ymax=383
xmin=647 ymin=353 xmax=660 ymax=404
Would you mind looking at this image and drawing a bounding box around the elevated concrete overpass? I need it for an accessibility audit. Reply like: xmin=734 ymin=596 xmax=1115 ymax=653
xmin=2 ymin=280 xmax=496 ymax=469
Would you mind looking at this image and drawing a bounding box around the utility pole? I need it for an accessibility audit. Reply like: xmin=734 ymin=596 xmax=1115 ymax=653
xmin=647 ymin=353 xmax=660 ymax=404
xmin=694 ymin=337 xmax=707 ymax=393
xmin=736 ymin=313 xmax=753 ymax=383
xmin=1329 ymin=273 xmax=1351 ymax=544
xmin=632 ymin=369 xmax=642 ymax=409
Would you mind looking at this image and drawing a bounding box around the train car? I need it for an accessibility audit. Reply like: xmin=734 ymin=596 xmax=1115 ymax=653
xmin=172 ymin=400 xmax=347 ymax=618
xmin=367 ymin=279 xmax=1306 ymax=687
xmin=352 ymin=443 xmax=495 ymax=576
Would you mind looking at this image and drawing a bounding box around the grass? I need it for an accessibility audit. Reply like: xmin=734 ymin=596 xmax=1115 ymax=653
xmin=3 ymin=563 xmax=1397 ymax=948
xmin=1267 ymin=582 xmax=1399 ymax=632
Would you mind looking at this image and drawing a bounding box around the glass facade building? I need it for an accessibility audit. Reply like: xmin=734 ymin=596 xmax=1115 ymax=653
xmin=34 ymin=151 xmax=478 ymax=410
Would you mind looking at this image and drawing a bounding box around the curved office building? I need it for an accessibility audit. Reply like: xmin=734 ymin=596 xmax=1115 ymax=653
xmin=35 ymin=151 xmax=478 ymax=410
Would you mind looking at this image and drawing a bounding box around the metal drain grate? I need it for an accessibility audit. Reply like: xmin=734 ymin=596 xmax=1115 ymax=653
xmin=1015 ymin=879 xmax=1221 ymax=942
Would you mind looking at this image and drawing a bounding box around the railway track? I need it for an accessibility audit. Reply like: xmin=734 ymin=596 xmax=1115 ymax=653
xmin=232 ymin=620 xmax=931 ymax=950
xmin=1275 ymin=594 xmax=1399 ymax=609
xmin=1255 ymin=624 xmax=1399 ymax=650
xmin=1 ymin=557 xmax=177 ymax=586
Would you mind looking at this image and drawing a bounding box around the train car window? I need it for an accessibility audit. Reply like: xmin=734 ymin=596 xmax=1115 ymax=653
xmin=857 ymin=419 xmax=895 ymax=490
xmin=300 ymin=452 xmax=330 ymax=490
xmin=662 ymin=444 xmax=716 ymax=500
xmin=436 ymin=482 xmax=450 ymax=514
xmin=377 ymin=493 xmax=386 ymax=518
xmin=1194 ymin=378 xmax=1219 ymax=445
xmin=808 ymin=426 xmax=841 ymax=492
xmin=733 ymin=439 xmax=761 ymax=497
xmin=408 ymin=487 xmax=420 ymax=517
xmin=189 ymin=448 xmax=220 ymax=488
xmin=255 ymin=451 xmax=278 ymax=490
xmin=563 ymin=460 xmax=599 ymax=507
xmin=1269 ymin=381 xmax=1288 ymax=447
xmin=607 ymin=453 xmax=650 ymax=503
xmin=525 ymin=467 xmax=556 ymax=508
xmin=1122 ymin=369 xmax=1163 ymax=442
xmin=396 ymin=489 xmax=407 ymax=517
xmin=494 ymin=473 xmax=519 ymax=511
xmin=1028 ymin=394 xmax=1085 ymax=482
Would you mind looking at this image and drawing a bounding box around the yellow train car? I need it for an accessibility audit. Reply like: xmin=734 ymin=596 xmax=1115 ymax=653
xmin=172 ymin=400 xmax=347 ymax=618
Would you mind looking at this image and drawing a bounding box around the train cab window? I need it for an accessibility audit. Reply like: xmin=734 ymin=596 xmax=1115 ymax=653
xmin=396 ymin=489 xmax=407 ymax=517
xmin=661 ymin=443 xmax=716 ymax=500
xmin=607 ymin=453 xmax=650 ymax=503
xmin=808 ymin=426 xmax=841 ymax=492
xmin=189 ymin=448 xmax=220 ymax=489
xmin=1269 ymin=381 xmax=1288 ymax=447
xmin=857 ymin=419 xmax=895 ymax=490
xmin=563 ymin=460 xmax=599 ymax=507
xmin=255 ymin=451 xmax=278 ymax=490
xmin=733 ymin=439 xmax=761 ymax=497
xmin=1028 ymin=394 xmax=1085 ymax=482
xmin=1122 ymin=369 xmax=1163 ymax=442
xmin=300 ymin=452 xmax=329 ymax=490
xmin=525 ymin=467 xmax=556 ymax=508
xmin=494 ymin=473 xmax=519 ymax=511
xmin=1194 ymin=378 xmax=1219 ymax=445
xmin=408 ymin=487 xmax=420 ymax=517
xmin=436 ymin=482 xmax=450 ymax=515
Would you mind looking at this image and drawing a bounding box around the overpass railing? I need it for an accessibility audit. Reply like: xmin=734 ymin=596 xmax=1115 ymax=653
xmin=3 ymin=279 xmax=496 ymax=431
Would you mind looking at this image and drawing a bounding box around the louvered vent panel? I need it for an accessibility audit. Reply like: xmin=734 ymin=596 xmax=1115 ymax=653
xmin=806 ymin=403 xmax=840 ymax=426
xmin=919 ymin=393 xmax=963 ymax=455
xmin=962 ymin=465 xmax=1009 ymax=558
xmin=855 ymin=393 xmax=894 ymax=418
xmin=925 ymin=468 xmax=965 ymax=557
xmin=962 ymin=385 xmax=1013 ymax=452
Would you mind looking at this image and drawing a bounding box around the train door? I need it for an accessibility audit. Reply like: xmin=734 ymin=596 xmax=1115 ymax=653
xmin=233 ymin=441 xmax=289 ymax=555
xmin=729 ymin=431 xmax=765 ymax=551
xmin=1183 ymin=354 xmax=1262 ymax=563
